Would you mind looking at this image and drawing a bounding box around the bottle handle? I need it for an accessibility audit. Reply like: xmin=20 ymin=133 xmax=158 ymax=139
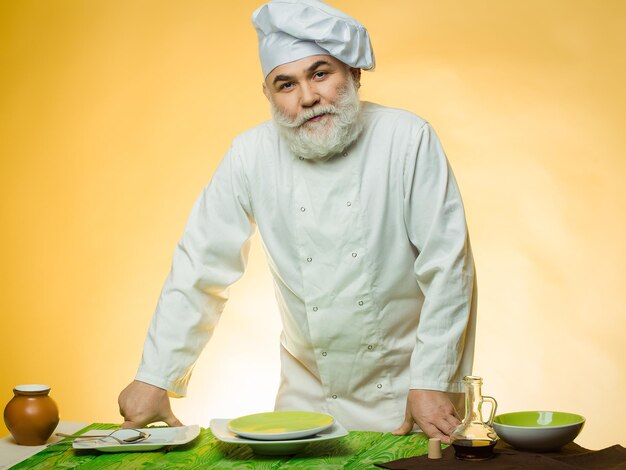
xmin=482 ymin=396 xmax=498 ymax=426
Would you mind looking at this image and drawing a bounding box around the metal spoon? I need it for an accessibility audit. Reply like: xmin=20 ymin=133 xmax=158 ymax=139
xmin=51 ymin=429 xmax=150 ymax=445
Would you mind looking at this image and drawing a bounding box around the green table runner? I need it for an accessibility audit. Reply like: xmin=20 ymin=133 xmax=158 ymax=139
xmin=11 ymin=423 xmax=431 ymax=469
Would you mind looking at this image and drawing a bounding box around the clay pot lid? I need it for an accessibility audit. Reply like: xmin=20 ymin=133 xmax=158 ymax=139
xmin=14 ymin=384 xmax=51 ymax=393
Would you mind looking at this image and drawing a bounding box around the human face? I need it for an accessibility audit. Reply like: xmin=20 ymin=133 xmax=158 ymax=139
xmin=263 ymin=55 xmax=361 ymax=127
xmin=270 ymin=72 xmax=362 ymax=160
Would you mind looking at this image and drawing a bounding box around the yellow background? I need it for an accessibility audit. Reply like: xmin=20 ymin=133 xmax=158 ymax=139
xmin=1 ymin=0 xmax=624 ymax=450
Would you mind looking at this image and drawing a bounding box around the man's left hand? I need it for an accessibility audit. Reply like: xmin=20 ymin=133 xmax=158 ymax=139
xmin=392 ymin=389 xmax=460 ymax=443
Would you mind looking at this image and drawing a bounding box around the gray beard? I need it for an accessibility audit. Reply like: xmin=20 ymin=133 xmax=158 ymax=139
xmin=270 ymin=79 xmax=363 ymax=160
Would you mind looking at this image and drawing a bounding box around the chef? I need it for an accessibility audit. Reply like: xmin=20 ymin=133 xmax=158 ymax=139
xmin=118 ymin=0 xmax=476 ymax=444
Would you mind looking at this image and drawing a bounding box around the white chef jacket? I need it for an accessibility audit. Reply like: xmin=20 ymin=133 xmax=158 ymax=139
xmin=136 ymin=102 xmax=476 ymax=432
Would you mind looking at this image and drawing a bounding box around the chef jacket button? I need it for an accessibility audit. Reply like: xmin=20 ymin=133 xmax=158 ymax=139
xmin=332 ymin=394 xmax=338 ymax=399
xmin=352 ymin=252 xmax=357 ymax=257
xmin=377 ymin=384 xmax=383 ymax=389
xmin=342 ymin=152 xmax=348 ymax=157
xmin=300 ymin=207 xmax=306 ymax=212
xmin=322 ymin=351 xmax=327 ymax=357
xmin=367 ymin=345 xmax=373 ymax=350
xmin=307 ymin=257 xmax=312 ymax=262
xmin=346 ymin=201 xmax=352 ymax=206
xmin=313 ymin=306 xmax=318 ymax=312
xmin=358 ymin=300 xmax=364 ymax=306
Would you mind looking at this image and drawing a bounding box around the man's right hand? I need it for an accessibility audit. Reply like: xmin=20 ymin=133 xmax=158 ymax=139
xmin=118 ymin=380 xmax=183 ymax=428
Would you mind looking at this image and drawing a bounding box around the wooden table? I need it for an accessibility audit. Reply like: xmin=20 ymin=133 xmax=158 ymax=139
xmin=5 ymin=423 xmax=432 ymax=469
xmin=1 ymin=422 xmax=87 ymax=469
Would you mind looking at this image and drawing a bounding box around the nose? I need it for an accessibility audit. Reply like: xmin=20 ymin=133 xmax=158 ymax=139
xmin=300 ymin=82 xmax=320 ymax=108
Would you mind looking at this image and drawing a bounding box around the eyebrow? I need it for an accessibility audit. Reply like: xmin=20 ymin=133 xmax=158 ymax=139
xmin=271 ymin=60 xmax=333 ymax=87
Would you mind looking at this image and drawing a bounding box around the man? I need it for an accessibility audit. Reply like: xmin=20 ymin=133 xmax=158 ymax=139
xmin=119 ymin=0 xmax=476 ymax=444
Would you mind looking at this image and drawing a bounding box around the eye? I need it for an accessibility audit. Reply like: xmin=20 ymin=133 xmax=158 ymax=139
xmin=279 ymin=81 xmax=294 ymax=91
xmin=313 ymin=71 xmax=327 ymax=79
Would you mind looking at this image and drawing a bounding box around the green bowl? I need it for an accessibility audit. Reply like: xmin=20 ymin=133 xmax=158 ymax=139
xmin=494 ymin=411 xmax=585 ymax=451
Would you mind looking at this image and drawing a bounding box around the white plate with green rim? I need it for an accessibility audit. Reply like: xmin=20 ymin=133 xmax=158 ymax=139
xmin=212 ymin=418 xmax=347 ymax=455
xmin=226 ymin=411 xmax=335 ymax=441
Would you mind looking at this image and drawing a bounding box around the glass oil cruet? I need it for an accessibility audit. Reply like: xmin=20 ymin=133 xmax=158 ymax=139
xmin=450 ymin=375 xmax=498 ymax=460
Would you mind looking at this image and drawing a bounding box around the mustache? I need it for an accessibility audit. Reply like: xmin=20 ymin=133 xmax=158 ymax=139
xmin=276 ymin=104 xmax=338 ymax=128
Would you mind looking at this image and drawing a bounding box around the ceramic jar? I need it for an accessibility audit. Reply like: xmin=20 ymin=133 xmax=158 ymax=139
xmin=3 ymin=384 xmax=60 ymax=445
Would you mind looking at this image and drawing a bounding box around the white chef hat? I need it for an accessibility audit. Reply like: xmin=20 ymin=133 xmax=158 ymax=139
xmin=252 ymin=0 xmax=375 ymax=78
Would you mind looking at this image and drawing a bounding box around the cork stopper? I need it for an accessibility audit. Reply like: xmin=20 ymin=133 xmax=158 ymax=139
xmin=428 ymin=437 xmax=442 ymax=459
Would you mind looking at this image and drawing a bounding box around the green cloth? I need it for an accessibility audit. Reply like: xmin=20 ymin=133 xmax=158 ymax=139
xmin=11 ymin=423 xmax=431 ymax=469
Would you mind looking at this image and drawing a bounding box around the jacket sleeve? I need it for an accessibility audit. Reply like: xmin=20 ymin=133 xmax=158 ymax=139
xmin=403 ymin=122 xmax=476 ymax=393
xmin=135 ymin=141 xmax=255 ymax=396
